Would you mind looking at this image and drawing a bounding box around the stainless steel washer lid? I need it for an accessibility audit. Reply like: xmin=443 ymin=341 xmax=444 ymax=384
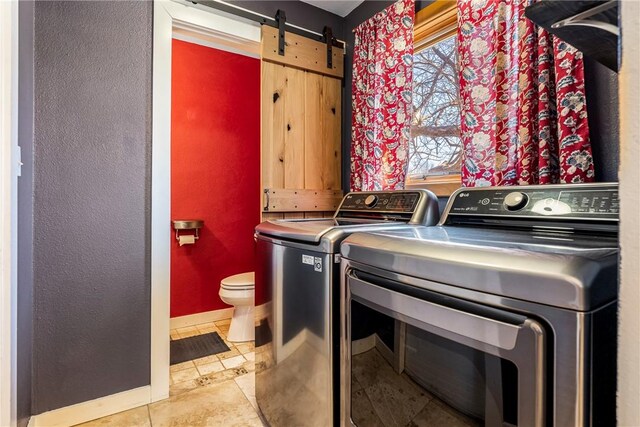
xmin=340 ymin=226 xmax=619 ymax=311
xmin=255 ymin=218 xmax=416 ymax=253
xmin=255 ymin=218 xmax=340 ymax=243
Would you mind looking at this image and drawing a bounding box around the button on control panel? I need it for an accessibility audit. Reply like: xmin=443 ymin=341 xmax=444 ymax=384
xmin=364 ymin=195 xmax=378 ymax=208
xmin=503 ymin=192 xmax=529 ymax=211
xmin=449 ymin=185 xmax=619 ymax=219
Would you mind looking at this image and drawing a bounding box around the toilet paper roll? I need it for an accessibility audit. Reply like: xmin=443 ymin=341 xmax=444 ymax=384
xmin=178 ymin=235 xmax=196 ymax=246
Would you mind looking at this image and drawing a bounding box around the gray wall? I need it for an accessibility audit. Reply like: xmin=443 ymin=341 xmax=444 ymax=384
xmin=584 ymin=58 xmax=620 ymax=182
xmin=32 ymin=1 xmax=152 ymax=413
xmin=17 ymin=1 xmax=35 ymax=426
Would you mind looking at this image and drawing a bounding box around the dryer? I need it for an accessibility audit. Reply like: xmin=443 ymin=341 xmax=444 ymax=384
xmin=340 ymin=183 xmax=619 ymax=427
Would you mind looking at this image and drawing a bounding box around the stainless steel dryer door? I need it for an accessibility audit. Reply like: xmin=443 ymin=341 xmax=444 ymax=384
xmin=255 ymin=237 xmax=333 ymax=427
xmin=341 ymin=269 xmax=546 ymax=427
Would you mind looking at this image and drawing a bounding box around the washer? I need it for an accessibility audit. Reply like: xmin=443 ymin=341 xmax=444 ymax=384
xmin=340 ymin=183 xmax=619 ymax=427
xmin=254 ymin=190 xmax=439 ymax=427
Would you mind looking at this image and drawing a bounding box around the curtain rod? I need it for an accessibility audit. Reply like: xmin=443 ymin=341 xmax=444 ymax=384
xmin=190 ymin=0 xmax=347 ymax=49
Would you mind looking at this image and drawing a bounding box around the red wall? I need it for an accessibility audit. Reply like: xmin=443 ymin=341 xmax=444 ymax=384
xmin=171 ymin=39 xmax=260 ymax=318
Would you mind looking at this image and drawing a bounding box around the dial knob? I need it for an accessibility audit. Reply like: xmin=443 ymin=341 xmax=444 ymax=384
xmin=364 ymin=195 xmax=378 ymax=208
xmin=504 ymin=192 xmax=528 ymax=211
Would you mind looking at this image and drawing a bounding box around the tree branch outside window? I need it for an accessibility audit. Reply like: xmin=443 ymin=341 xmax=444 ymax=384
xmin=406 ymin=0 xmax=461 ymax=195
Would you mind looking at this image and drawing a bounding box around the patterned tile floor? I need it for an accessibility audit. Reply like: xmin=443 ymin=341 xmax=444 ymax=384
xmin=351 ymin=348 xmax=480 ymax=427
xmin=75 ymin=319 xmax=264 ymax=427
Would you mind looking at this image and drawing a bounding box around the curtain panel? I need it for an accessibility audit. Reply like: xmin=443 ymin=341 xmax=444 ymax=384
xmin=350 ymin=0 xmax=415 ymax=191
xmin=458 ymin=0 xmax=595 ymax=187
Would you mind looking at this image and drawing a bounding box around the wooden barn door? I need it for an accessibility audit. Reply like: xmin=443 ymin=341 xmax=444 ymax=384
xmin=260 ymin=27 xmax=344 ymax=221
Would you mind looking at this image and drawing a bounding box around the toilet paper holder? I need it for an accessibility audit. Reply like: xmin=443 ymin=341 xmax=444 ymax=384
xmin=172 ymin=220 xmax=204 ymax=242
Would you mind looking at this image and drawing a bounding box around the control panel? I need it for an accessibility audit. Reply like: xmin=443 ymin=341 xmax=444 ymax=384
xmin=446 ymin=184 xmax=619 ymax=221
xmin=338 ymin=191 xmax=421 ymax=214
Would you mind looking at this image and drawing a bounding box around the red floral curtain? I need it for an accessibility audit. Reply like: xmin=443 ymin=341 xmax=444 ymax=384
xmin=458 ymin=0 xmax=595 ymax=187
xmin=350 ymin=0 xmax=415 ymax=191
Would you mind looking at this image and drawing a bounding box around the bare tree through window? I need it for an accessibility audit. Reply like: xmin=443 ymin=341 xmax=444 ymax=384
xmin=409 ymin=35 xmax=462 ymax=179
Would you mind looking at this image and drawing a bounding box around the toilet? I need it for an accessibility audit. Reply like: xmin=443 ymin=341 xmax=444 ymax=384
xmin=218 ymin=272 xmax=255 ymax=342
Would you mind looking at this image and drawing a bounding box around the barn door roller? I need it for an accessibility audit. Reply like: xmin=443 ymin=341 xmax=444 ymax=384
xmin=275 ymin=9 xmax=286 ymax=56
xmin=323 ymin=26 xmax=334 ymax=69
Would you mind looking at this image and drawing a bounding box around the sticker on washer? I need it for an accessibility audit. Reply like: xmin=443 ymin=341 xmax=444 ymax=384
xmin=302 ymin=254 xmax=314 ymax=265
xmin=314 ymin=257 xmax=323 ymax=272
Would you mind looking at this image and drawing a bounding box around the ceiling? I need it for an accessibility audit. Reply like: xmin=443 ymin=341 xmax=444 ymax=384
xmin=300 ymin=0 xmax=365 ymax=17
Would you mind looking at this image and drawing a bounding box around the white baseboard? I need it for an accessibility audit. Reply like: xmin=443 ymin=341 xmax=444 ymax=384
xmin=170 ymin=307 xmax=233 ymax=329
xmin=29 ymin=386 xmax=151 ymax=427
xmin=255 ymin=302 xmax=269 ymax=321
xmin=172 ymin=304 xmax=270 ymax=330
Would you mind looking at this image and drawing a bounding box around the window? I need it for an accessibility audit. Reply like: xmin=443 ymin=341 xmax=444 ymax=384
xmin=406 ymin=1 xmax=461 ymax=196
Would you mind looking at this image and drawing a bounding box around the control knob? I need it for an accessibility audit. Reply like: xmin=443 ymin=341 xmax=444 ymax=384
xmin=503 ymin=192 xmax=528 ymax=211
xmin=364 ymin=195 xmax=378 ymax=208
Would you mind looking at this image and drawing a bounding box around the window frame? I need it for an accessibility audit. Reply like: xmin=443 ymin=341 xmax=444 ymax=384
xmin=406 ymin=0 xmax=461 ymax=197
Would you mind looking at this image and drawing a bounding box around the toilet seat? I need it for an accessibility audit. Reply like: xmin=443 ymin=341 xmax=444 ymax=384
xmin=220 ymin=272 xmax=255 ymax=291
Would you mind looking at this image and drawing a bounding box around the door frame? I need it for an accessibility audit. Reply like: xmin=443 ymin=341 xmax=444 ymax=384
xmin=151 ymin=0 xmax=260 ymax=401
xmin=618 ymin=1 xmax=640 ymax=424
xmin=0 ymin=1 xmax=19 ymax=426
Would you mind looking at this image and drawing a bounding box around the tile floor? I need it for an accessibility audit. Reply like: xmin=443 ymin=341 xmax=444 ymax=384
xmin=351 ymin=348 xmax=480 ymax=427
xmin=75 ymin=319 xmax=264 ymax=427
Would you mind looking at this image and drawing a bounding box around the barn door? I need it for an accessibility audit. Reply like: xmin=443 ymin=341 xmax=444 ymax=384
xmin=260 ymin=27 xmax=345 ymax=221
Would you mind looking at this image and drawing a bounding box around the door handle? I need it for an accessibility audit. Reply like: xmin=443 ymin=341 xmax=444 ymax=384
xmin=263 ymin=188 xmax=270 ymax=212
xmin=347 ymin=270 xmax=538 ymax=351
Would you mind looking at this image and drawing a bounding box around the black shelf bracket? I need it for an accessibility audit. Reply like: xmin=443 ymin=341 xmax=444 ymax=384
xmin=275 ymin=9 xmax=286 ymax=56
xmin=551 ymin=0 xmax=619 ymax=36
xmin=524 ymin=0 xmax=619 ymax=71
xmin=323 ymin=26 xmax=334 ymax=69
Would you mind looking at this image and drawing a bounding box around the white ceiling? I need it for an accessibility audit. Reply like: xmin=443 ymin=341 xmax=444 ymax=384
xmin=300 ymin=0 xmax=365 ymax=17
